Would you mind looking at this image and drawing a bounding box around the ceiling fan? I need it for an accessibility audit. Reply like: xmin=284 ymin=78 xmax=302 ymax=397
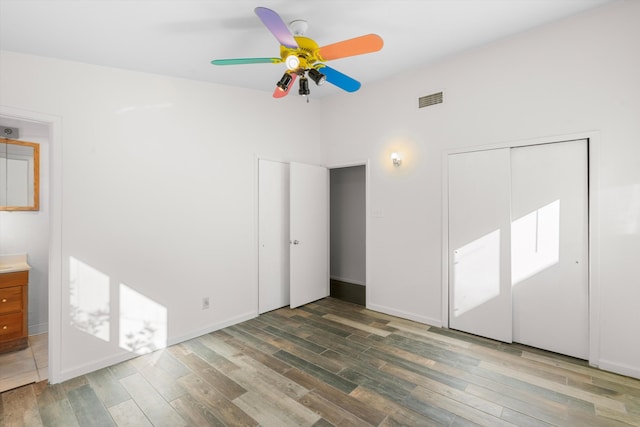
xmin=211 ymin=7 xmax=383 ymax=98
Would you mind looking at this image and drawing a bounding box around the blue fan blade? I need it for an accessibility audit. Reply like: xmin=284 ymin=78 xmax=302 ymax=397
xmin=319 ymin=65 xmax=361 ymax=92
xmin=255 ymin=7 xmax=298 ymax=49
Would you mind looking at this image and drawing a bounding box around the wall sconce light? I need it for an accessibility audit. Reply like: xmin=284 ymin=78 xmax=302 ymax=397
xmin=391 ymin=152 xmax=402 ymax=167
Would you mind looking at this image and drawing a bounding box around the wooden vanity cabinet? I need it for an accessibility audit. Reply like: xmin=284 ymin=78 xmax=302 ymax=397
xmin=0 ymin=271 xmax=28 ymax=353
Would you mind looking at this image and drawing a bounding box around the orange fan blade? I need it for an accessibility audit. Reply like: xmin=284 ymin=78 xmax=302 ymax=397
xmin=317 ymin=34 xmax=383 ymax=61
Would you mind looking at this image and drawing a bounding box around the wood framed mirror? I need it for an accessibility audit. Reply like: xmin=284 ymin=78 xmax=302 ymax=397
xmin=0 ymin=139 xmax=40 ymax=211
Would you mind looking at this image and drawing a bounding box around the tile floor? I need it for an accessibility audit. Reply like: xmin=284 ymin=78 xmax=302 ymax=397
xmin=0 ymin=333 xmax=47 ymax=393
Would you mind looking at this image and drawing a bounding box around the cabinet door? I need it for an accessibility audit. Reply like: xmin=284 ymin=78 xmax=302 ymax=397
xmin=448 ymin=149 xmax=513 ymax=343
xmin=0 ymin=286 xmax=23 ymax=314
xmin=0 ymin=312 xmax=24 ymax=340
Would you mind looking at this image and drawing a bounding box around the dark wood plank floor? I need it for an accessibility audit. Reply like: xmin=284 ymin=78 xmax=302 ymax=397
xmin=2 ymin=297 xmax=640 ymax=426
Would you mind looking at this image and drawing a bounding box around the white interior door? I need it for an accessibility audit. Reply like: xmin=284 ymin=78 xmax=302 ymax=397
xmin=290 ymin=162 xmax=329 ymax=308
xmin=511 ymin=140 xmax=589 ymax=359
xmin=448 ymin=149 xmax=513 ymax=343
xmin=258 ymin=159 xmax=290 ymax=313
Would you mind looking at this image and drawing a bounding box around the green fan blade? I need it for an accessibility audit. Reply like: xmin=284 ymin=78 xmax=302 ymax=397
xmin=211 ymin=58 xmax=281 ymax=66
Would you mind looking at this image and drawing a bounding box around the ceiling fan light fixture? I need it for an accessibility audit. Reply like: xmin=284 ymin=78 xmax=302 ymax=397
xmin=308 ymin=68 xmax=326 ymax=86
xmin=285 ymin=54 xmax=300 ymax=70
xmin=298 ymin=77 xmax=310 ymax=96
xmin=211 ymin=8 xmax=383 ymax=99
xmin=276 ymin=72 xmax=293 ymax=91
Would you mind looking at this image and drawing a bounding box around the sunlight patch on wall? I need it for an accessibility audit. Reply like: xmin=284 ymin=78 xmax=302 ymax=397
xmin=69 ymin=257 xmax=110 ymax=342
xmin=511 ymin=200 xmax=560 ymax=286
xmin=452 ymin=229 xmax=501 ymax=317
xmin=119 ymin=284 xmax=167 ymax=355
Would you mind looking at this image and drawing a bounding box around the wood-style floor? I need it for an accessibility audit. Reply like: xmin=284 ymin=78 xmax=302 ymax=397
xmin=2 ymin=298 xmax=639 ymax=426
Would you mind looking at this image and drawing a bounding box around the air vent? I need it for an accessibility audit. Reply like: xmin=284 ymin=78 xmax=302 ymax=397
xmin=2 ymin=126 xmax=19 ymax=138
xmin=418 ymin=92 xmax=443 ymax=108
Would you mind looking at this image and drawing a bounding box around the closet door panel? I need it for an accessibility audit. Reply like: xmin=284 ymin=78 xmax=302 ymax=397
xmin=448 ymin=149 xmax=512 ymax=343
xmin=511 ymin=140 xmax=589 ymax=359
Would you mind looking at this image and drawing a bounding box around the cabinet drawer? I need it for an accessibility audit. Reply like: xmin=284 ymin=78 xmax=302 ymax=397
xmin=0 ymin=271 xmax=28 ymax=287
xmin=0 ymin=312 xmax=23 ymax=339
xmin=0 ymin=286 xmax=22 ymax=315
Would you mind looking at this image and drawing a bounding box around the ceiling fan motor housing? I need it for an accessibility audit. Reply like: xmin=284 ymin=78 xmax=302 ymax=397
xmin=280 ymin=36 xmax=321 ymax=72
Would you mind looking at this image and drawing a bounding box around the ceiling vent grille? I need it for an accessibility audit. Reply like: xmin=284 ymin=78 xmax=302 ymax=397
xmin=418 ymin=92 xmax=443 ymax=109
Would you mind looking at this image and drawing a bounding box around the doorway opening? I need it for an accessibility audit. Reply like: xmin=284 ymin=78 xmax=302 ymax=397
xmin=257 ymin=160 xmax=367 ymax=313
xmin=0 ymin=116 xmax=51 ymax=391
xmin=329 ymin=165 xmax=366 ymax=306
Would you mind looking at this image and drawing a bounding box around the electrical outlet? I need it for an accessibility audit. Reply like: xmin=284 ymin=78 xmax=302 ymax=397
xmin=202 ymin=297 xmax=210 ymax=310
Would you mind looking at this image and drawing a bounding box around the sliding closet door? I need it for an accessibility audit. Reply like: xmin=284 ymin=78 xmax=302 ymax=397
xmin=511 ymin=140 xmax=588 ymax=359
xmin=448 ymin=149 xmax=513 ymax=343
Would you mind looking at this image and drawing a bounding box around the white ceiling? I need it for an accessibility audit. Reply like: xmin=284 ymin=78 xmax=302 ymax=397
xmin=0 ymin=0 xmax=615 ymax=99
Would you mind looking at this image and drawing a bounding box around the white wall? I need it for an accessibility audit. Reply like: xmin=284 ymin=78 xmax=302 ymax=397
xmin=323 ymin=0 xmax=640 ymax=378
xmin=330 ymin=166 xmax=365 ymax=285
xmin=0 ymin=51 xmax=324 ymax=381
xmin=0 ymin=119 xmax=50 ymax=334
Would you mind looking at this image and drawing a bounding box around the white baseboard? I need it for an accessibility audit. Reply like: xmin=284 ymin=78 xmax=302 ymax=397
xmin=168 ymin=311 xmax=257 ymax=347
xmin=330 ymin=275 xmax=365 ymax=286
xmin=55 ymin=311 xmax=258 ymax=384
xmin=29 ymin=322 xmax=48 ymax=335
xmin=367 ymin=303 xmax=442 ymax=327
xmin=597 ymin=359 xmax=640 ymax=380
xmin=58 ymin=350 xmax=138 ymax=383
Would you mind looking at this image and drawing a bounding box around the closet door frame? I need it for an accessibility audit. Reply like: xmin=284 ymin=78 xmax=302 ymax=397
xmin=441 ymin=131 xmax=601 ymax=367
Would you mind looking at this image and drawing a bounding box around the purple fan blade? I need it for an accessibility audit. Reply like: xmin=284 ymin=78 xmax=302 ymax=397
xmin=255 ymin=7 xmax=298 ymax=49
